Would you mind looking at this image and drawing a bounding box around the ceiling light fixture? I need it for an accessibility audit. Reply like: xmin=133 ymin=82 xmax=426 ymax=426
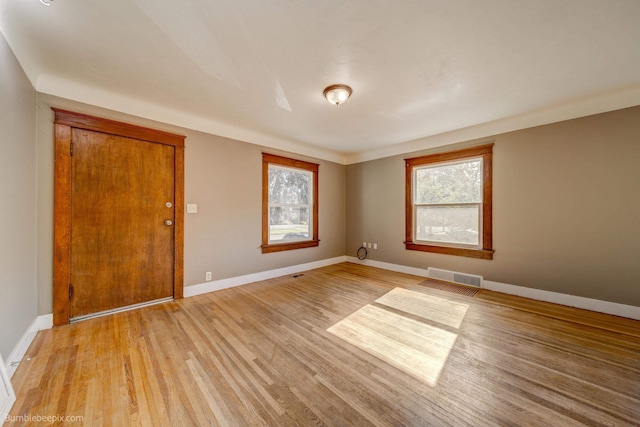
xmin=40 ymin=0 xmax=54 ymax=5
xmin=323 ymin=84 xmax=352 ymax=106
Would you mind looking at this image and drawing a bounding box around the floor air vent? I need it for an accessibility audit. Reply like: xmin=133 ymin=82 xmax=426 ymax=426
xmin=427 ymin=267 xmax=483 ymax=288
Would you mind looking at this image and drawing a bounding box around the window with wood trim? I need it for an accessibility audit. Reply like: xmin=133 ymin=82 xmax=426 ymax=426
xmin=262 ymin=153 xmax=319 ymax=253
xmin=405 ymin=144 xmax=494 ymax=260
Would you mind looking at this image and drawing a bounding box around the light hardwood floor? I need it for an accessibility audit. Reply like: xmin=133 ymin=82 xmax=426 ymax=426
xmin=7 ymin=263 xmax=640 ymax=426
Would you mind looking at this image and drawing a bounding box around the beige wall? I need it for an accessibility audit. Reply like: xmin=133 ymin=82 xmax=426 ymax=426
xmin=184 ymin=133 xmax=346 ymax=285
xmin=0 ymin=32 xmax=37 ymax=358
xmin=35 ymin=94 xmax=346 ymax=315
xmin=19 ymin=85 xmax=640 ymax=320
xmin=347 ymin=106 xmax=640 ymax=306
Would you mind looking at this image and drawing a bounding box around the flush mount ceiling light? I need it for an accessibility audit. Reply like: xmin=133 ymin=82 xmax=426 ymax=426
xmin=40 ymin=0 xmax=54 ymax=5
xmin=323 ymin=84 xmax=352 ymax=106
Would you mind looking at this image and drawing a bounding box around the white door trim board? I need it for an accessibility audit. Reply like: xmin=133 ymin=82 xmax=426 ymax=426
xmin=0 ymin=353 xmax=16 ymax=424
xmin=346 ymin=256 xmax=640 ymax=320
xmin=6 ymin=314 xmax=52 ymax=378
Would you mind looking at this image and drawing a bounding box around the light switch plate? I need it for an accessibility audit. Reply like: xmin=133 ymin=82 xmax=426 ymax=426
xmin=186 ymin=204 xmax=198 ymax=214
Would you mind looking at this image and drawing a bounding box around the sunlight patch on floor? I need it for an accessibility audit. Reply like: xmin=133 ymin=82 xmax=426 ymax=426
xmin=375 ymin=287 xmax=469 ymax=329
xmin=327 ymin=294 xmax=464 ymax=386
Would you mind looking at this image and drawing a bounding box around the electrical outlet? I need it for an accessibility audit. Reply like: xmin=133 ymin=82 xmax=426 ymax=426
xmin=362 ymin=241 xmax=366 ymax=247
xmin=367 ymin=243 xmax=371 ymax=248
xmin=205 ymin=271 xmax=212 ymax=281
xmin=373 ymin=243 xmax=378 ymax=250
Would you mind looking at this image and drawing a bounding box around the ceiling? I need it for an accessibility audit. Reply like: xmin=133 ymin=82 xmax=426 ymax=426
xmin=1 ymin=0 xmax=640 ymax=164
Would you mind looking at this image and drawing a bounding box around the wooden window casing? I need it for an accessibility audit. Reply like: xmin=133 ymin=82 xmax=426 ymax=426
xmin=405 ymin=143 xmax=494 ymax=260
xmin=262 ymin=153 xmax=319 ymax=253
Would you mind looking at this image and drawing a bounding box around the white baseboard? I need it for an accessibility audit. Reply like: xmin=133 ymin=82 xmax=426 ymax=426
xmin=345 ymin=256 xmax=430 ymax=278
xmin=6 ymin=314 xmax=53 ymax=378
xmin=347 ymin=257 xmax=640 ymax=320
xmin=0 ymin=353 xmax=16 ymax=426
xmin=185 ymin=256 xmax=347 ymax=298
xmin=483 ymin=280 xmax=640 ymax=320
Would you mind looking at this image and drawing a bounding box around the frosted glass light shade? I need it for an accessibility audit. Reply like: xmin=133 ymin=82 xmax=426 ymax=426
xmin=323 ymin=84 xmax=352 ymax=106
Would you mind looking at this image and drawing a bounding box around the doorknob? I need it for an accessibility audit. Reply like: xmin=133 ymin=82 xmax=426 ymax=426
xmin=165 ymin=202 xmax=173 ymax=208
xmin=164 ymin=220 xmax=173 ymax=226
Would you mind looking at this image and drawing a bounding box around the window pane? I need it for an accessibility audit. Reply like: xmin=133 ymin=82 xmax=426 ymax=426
xmin=269 ymin=207 xmax=310 ymax=242
xmin=268 ymin=167 xmax=310 ymax=205
xmin=415 ymin=160 xmax=481 ymax=204
xmin=416 ymin=205 xmax=479 ymax=245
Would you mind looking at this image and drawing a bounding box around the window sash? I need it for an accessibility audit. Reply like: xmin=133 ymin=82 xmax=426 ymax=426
xmin=268 ymin=165 xmax=312 ymax=205
xmin=267 ymin=165 xmax=313 ymax=244
xmin=413 ymin=202 xmax=482 ymax=248
xmin=412 ymin=157 xmax=483 ymax=248
xmin=268 ymin=206 xmax=312 ymax=244
xmin=413 ymin=158 xmax=483 ymax=205
xmin=268 ymin=203 xmax=311 ymax=209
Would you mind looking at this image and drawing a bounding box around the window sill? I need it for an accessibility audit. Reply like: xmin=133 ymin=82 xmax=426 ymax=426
xmin=261 ymin=240 xmax=320 ymax=254
xmin=404 ymin=242 xmax=494 ymax=260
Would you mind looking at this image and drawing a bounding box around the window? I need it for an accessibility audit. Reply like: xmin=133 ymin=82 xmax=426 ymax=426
xmin=262 ymin=153 xmax=319 ymax=253
xmin=405 ymin=144 xmax=494 ymax=259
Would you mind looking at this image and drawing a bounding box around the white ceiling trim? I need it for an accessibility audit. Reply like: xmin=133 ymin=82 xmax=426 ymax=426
xmin=36 ymin=73 xmax=347 ymax=164
xmin=39 ymin=72 xmax=640 ymax=166
xmin=346 ymin=85 xmax=640 ymax=164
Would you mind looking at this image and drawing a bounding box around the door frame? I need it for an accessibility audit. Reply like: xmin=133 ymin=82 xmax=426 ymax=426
xmin=52 ymin=108 xmax=185 ymax=326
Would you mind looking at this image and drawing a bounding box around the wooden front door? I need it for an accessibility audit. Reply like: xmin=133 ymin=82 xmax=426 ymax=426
xmin=53 ymin=109 xmax=185 ymax=325
xmin=70 ymin=129 xmax=174 ymax=318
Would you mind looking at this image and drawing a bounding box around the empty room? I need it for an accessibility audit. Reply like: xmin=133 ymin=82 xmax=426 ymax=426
xmin=1 ymin=1 xmax=639 ymax=426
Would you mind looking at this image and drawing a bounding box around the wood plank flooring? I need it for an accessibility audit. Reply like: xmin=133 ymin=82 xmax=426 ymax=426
xmin=7 ymin=263 xmax=640 ymax=426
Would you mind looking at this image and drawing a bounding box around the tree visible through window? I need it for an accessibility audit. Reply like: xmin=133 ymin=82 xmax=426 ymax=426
xmin=268 ymin=165 xmax=311 ymax=242
xmin=405 ymin=144 xmax=494 ymax=259
xmin=415 ymin=159 xmax=482 ymax=246
xmin=262 ymin=153 xmax=319 ymax=253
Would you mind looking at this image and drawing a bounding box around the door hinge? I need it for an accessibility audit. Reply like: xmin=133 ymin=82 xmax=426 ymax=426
xmin=69 ymin=284 xmax=74 ymax=301
xmin=70 ymin=142 xmax=74 ymax=156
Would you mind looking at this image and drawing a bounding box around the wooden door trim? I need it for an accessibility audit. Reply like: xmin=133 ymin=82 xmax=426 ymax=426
xmin=53 ymin=109 xmax=185 ymax=326
xmin=53 ymin=123 xmax=72 ymax=325
xmin=52 ymin=108 xmax=185 ymax=147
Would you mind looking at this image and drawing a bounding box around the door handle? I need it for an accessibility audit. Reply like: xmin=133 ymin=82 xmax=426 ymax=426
xmin=164 ymin=220 xmax=173 ymax=226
